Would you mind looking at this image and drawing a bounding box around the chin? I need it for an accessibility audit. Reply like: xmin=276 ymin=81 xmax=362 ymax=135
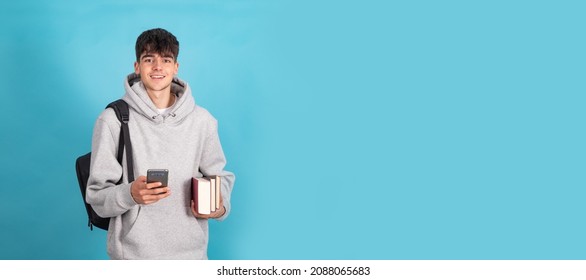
xmin=145 ymin=81 xmax=172 ymax=90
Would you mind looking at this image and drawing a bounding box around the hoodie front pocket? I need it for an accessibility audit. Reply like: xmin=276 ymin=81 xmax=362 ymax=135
xmin=122 ymin=205 xmax=142 ymax=239
xmin=121 ymin=205 xmax=209 ymax=259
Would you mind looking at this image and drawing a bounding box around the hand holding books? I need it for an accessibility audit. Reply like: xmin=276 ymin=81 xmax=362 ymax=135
xmin=191 ymin=194 xmax=225 ymax=219
xmin=191 ymin=176 xmax=225 ymax=219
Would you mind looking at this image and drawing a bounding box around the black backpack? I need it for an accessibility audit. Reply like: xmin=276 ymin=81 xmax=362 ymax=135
xmin=75 ymin=99 xmax=135 ymax=230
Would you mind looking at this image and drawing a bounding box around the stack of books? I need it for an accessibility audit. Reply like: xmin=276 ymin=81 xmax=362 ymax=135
xmin=191 ymin=175 xmax=221 ymax=215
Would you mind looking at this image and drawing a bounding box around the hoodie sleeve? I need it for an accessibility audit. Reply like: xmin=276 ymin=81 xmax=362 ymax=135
xmin=86 ymin=109 xmax=138 ymax=218
xmin=199 ymin=118 xmax=235 ymax=221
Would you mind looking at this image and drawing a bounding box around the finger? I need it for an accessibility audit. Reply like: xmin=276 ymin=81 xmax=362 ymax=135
xmin=141 ymin=195 xmax=159 ymax=204
xmin=143 ymin=199 xmax=157 ymax=205
xmin=140 ymin=187 xmax=168 ymax=197
xmin=192 ymin=211 xmax=206 ymax=219
xmin=158 ymin=189 xmax=171 ymax=199
xmin=150 ymin=187 xmax=170 ymax=195
xmin=141 ymin=196 xmax=158 ymax=204
xmin=149 ymin=191 xmax=170 ymax=201
xmin=145 ymin=182 xmax=163 ymax=189
xmin=140 ymin=192 xmax=168 ymax=203
xmin=139 ymin=189 xmax=157 ymax=196
xmin=190 ymin=200 xmax=211 ymax=219
xmin=209 ymin=207 xmax=224 ymax=219
xmin=190 ymin=200 xmax=198 ymax=216
xmin=194 ymin=213 xmax=209 ymax=219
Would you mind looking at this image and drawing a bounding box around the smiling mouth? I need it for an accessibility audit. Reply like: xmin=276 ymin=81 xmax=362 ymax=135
xmin=150 ymin=75 xmax=166 ymax=79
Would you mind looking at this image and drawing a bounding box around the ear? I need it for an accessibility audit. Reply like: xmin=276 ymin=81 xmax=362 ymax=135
xmin=134 ymin=61 xmax=140 ymax=74
xmin=174 ymin=61 xmax=179 ymax=75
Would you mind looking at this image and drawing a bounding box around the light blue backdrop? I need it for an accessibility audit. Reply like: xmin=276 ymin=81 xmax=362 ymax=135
xmin=1 ymin=0 xmax=585 ymax=259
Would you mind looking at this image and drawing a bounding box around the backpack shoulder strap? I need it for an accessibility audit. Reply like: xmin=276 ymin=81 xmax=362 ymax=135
xmin=106 ymin=99 xmax=135 ymax=182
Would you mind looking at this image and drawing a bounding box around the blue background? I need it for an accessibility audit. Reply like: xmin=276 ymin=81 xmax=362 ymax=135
xmin=1 ymin=0 xmax=585 ymax=259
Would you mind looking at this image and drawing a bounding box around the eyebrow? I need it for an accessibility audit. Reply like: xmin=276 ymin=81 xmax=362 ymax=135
xmin=140 ymin=53 xmax=175 ymax=60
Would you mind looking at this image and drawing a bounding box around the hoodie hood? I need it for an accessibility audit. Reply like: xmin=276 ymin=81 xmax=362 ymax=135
xmin=122 ymin=73 xmax=196 ymax=125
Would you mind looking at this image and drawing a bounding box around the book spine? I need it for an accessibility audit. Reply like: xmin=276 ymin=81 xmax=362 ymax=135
xmin=215 ymin=175 xmax=221 ymax=210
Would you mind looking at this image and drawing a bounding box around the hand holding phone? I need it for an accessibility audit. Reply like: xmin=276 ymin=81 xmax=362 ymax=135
xmin=131 ymin=169 xmax=170 ymax=205
xmin=147 ymin=169 xmax=169 ymax=188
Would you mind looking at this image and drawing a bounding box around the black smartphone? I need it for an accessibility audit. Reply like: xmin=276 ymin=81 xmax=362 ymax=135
xmin=147 ymin=169 xmax=169 ymax=188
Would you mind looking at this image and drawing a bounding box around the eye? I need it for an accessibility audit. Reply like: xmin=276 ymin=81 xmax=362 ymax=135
xmin=143 ymin=58 xmax=152 ymax=63
xmin=164 ymin=59 xmax=172 ymax=63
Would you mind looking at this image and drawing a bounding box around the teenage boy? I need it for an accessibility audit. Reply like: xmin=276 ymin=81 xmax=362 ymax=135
xmin=86 ymin=28 xmax=235 ymax=259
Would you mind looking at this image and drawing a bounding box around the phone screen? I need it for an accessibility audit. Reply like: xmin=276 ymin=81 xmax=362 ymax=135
xmin=147 ymin=169 xmax=169 ymax=187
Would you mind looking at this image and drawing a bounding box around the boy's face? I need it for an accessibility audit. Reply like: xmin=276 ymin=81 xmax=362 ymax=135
xmin=134 ymin=52 xmax=179 ymax=95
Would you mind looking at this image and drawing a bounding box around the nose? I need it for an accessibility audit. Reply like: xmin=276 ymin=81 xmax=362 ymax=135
xmin=152 ymin=58 xmax=163 ymax=70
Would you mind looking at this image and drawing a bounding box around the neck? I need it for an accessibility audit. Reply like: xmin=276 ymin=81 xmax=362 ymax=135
xmin=147 ymin=89 xmax=175 ymax=109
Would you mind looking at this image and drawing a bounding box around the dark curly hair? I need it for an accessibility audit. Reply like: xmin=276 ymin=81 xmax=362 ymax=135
xmin=135 ymin=28 xmax=179 ymax=62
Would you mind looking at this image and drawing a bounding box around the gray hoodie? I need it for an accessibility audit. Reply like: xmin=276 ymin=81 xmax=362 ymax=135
xmin=86 ymin=73 xmax=235 ymax=259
